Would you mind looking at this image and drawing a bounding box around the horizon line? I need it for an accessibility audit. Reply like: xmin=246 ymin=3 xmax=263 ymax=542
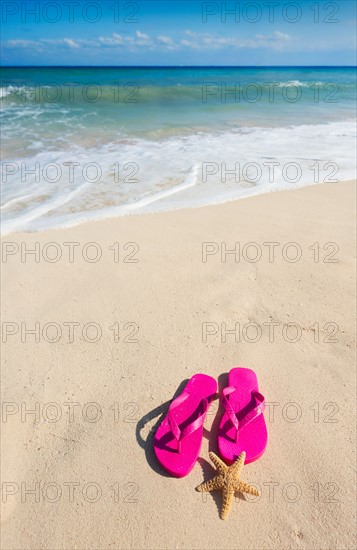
xmin=1 ymin=65 xmax=356 ymax=68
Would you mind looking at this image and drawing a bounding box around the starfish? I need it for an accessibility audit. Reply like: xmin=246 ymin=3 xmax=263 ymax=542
xmin=196 ymin=451 xmax=259 ymax=520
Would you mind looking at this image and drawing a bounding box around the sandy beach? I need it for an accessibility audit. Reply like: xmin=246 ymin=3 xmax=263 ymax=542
xmin=1 ymin=180 xmax=356 ymax=549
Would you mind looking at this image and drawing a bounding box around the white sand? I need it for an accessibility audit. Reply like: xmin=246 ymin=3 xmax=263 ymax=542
xmin=1 ymin=181 xmax=356 ymax=549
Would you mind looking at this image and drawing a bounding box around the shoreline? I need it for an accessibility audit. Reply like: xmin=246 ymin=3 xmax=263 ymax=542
xmin=2 ymin=178 xmax=356 ymax=238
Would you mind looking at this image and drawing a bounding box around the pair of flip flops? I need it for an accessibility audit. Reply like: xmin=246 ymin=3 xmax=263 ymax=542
xmin=154 ymin=367 xmax=267 ymax=477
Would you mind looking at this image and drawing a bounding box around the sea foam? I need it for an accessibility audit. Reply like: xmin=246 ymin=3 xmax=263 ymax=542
xmin=1 ymin=120 xmax=355 ymax=234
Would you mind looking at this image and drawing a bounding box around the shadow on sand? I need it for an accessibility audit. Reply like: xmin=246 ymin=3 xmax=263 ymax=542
xmin=136 ymin=372 xmax=257 ymax=515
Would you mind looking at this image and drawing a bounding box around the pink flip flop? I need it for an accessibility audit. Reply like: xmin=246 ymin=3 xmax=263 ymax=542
xmin=218 ymin=367 xmax=267 ymax=464
xmin=154 ymin=374 xmax=217 ymax=477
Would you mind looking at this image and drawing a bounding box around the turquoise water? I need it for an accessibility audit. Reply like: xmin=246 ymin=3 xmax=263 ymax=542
xmin=1 ymin=67 xmax=356 ymax=232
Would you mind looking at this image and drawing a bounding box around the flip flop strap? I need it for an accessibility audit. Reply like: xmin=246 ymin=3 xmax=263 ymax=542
xmin=168 ymin=391 xmax=208 ymax=452
xmin=222 ymin=386 xmax=265 ymax=435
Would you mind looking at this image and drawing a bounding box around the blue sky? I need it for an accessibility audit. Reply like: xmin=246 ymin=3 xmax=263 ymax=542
xmin=1 ymin=0 xmax=356 ymax=66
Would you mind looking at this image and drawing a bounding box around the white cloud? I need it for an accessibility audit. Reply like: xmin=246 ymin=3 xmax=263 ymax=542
xmin=180 ymin=39 xmax=193 ymax=48
xmin=273 ymin=31 xmax=291 ymax=41
xmin=7 ymin=39 xmax=33 ymax=47
xmin=98 ymin=31 xmax=152 ymax=48
xmin=134 ymin=30 xmax=152 ymax=46
xmin=63 ymin=38 xmax=80 ymax=49
xmin=178 ymin=30 xmax=293 ymax=51
xmin=156 ymin=35 xmax=177 ymax=51
xmin=99 ymin=33 xmax=125 ymax=46
xmin=136 ymin=31 xmax=150 ymax=41
xmin=6 ymin=37 xmax=84 ymax=50
xmin=4 ymin=29 xmax=353 ymax=55
xmin=157 ymin=36 xmax=173 ymax=45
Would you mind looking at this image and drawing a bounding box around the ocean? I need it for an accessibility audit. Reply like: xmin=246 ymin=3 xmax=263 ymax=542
xmin=1 ymin=66 xmax=356 ymax=233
